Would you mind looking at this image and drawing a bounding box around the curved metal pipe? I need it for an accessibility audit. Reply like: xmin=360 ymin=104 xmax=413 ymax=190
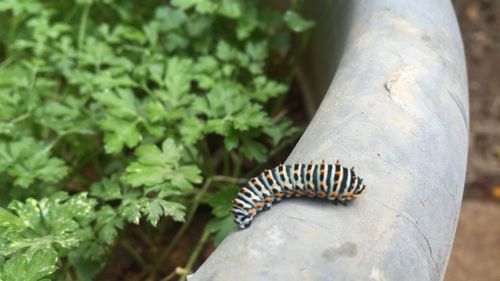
xmin=190 ymin=0 xmax=468 ymax=280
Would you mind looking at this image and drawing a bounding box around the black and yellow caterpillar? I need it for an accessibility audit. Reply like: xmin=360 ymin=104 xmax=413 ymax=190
xmin=232 ymin=160 xmax=366 ymax=228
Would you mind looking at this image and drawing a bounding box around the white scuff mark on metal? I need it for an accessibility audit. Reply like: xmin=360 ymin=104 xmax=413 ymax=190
xmin=370 ymin=267 xmax=388 ymax=281
xmin=246 ymin=225 xmax=285 ymax=258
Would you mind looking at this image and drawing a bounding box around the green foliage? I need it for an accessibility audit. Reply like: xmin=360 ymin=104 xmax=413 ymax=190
xmin=0 ymin=0 xmax=313 ymax=278
xmin=205 ymin=188 xmax=238 ymax=245
xmin=0 ymin=192 xmax=99 ymax=280
xmin=284 ymin=10 xmax=315 ymax=32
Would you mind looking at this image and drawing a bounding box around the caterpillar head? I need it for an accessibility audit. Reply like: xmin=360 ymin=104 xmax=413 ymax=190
xmin=232 ymin=206 xmax=253 ymax=229
xmin=351 ymin=178 xmax=366 ymax=199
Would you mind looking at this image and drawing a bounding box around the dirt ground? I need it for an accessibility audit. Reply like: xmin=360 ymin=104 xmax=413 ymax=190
xmin=444 ymin=1 xmax=500 ymax=280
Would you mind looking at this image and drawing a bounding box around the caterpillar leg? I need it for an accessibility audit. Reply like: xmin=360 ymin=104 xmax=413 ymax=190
xmin=243 ymin=221 xmax=252 ymax=228
xmin=264 ymin=200 xmax=273 ymax=209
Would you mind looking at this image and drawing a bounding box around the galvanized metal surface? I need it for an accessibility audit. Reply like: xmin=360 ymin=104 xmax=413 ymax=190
xmin=189 ymin=0 xmax=468 ymax=280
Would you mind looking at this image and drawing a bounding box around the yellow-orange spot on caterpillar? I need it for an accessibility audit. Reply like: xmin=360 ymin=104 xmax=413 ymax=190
xmin=307 ymin=170 xmax=313 ymax=175
xmin=335 ymin=171 xmax=340 ymax=175
xmin=320 ymin=169 xmax=326 ymax=174
xmin=256 ymin=202 xmax=263 ymax=208
xmin=293 ymin=170 xmax=299 ymax=174
xmin=319 ymin=192 xmax=326 ymax=198
xmin=248 ymin=208 xmax=256 ymax=215
xmin=332 ymin=191 xmax=339 ymax=197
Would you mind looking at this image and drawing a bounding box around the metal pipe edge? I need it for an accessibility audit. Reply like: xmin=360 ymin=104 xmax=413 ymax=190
xmin=189 ymin=0 xmax=468 ymax=280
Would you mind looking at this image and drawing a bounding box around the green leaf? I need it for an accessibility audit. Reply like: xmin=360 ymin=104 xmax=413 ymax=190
xmin=154 ymin=6 xmax=187 ymax=31
xmin=67 ymin=253 xmax=103 ymax=281
xmin=0 ymin=137 xmax=69 ymax=188
xmin=253 ymin=76 xmax=288 ymax=102
xmin=123 ymin=162 xmax=165 ymax=187
xmin=223 ymin=134 xmax=239 ymax=151
xmin=206 ymin=188 xmax=238 ymax=218
xmin=158 ymin=200 xmax=186 ymax=222
xmin=263 ymin=119 xmax=300 ymax=146
xmin=111 ymin=25 xmax=146 ymax=44
xmin=90 ymin=177 xmax=123 ymax=201
xmin=205 ymin=215 xmax=235 ymax=246
xmin=93 ymin=88 xmax=144 ymax=154
xmin=121 ymin=201 xmax=141 ymax=225
xmin=185 ymin=15 xmax=213 ymax=38
xmin=0 ymin=193 xmax=97 ymax=271
xmin=34 ymin=96 xmax=95 ymax=135
xmin=142 ymin=198 xmax=185 ymax=226
xmin=94 ymin=206 xmax=123 ymax=244
xmin=171 ymin=0 xmax=217 ymax=13
xmin=161 ymin=138 xmax=182 ymax=165
xmin=100 ymin=117 xmax=142 ymax=154
xmin=178 ymin=165 xmax=203 ymax=185
xmin=123 ymin=138 xmax=201 ymax=192
xmin=283 ymin=10 xmax=315 ymax=32
xmin=165 ymin=33 xmax=189 ymax=52
xmin=1 ymin=248 xmax=58 ymax=281
xmin=179 ymin=118 xmax=205 ymax=144
xmin=245 ymin=41 xmax=268 ymax=62
xmin=164 ymin=57 xmax=193 ymax=100
xmin=92 ymin=89 xmax=139 ymax=119
xmin=241 ymin=138 xmax=268 ymax=162
xmin=135 ymin=144 xmax=165 ymax=166
xmin=218 ymin=0 xmax=243 ymax=18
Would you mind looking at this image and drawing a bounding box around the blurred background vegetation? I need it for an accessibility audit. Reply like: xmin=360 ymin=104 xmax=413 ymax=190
xmin=445 ymin=1 xmax=500 ymax=281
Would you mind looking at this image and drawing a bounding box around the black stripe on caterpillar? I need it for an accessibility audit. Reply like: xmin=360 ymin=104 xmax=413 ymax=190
xmin=232 ymin=160 xmax=366 ymax=229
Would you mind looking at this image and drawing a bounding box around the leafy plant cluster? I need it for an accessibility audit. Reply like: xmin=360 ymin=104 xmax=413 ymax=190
xmin=0 ymin=0 xmax=313 ymax=280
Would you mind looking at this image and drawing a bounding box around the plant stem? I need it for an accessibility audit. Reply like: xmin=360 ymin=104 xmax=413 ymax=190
xmin=7 ymin=17 xmax=20 ymax=56
xmin=159 ymin=270 xmax=177 ymax=281
xmin=152 ymin=175 xmax=246 ymax=277
xmin=57 ymin=259 xmax=74 ymax=281
xmin=223 ymin=152 xmax=229 ymax=176
xmin=202 ymin=140 xmax=216 ymax=176
xmin=7 ymin=112 xmax=30 ymax=126
xmin=78 ymin=4 xmax=91 ymax=50
xmin=0 ymin=57 xmax=14 ymax=72
xmin=178 ymin=229 xmax=211 ymax=281
xmin=230 ymin=151 xmax=242 ymax=177
xmin=271 ymin=28 xmax=312 ymax=116
xmin=120 ymin=240 xmax=148 ymax=269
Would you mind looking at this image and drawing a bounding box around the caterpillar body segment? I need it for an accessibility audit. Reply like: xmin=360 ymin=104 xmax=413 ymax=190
xmin=232 ymin=161 xmax=367 ymax=229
